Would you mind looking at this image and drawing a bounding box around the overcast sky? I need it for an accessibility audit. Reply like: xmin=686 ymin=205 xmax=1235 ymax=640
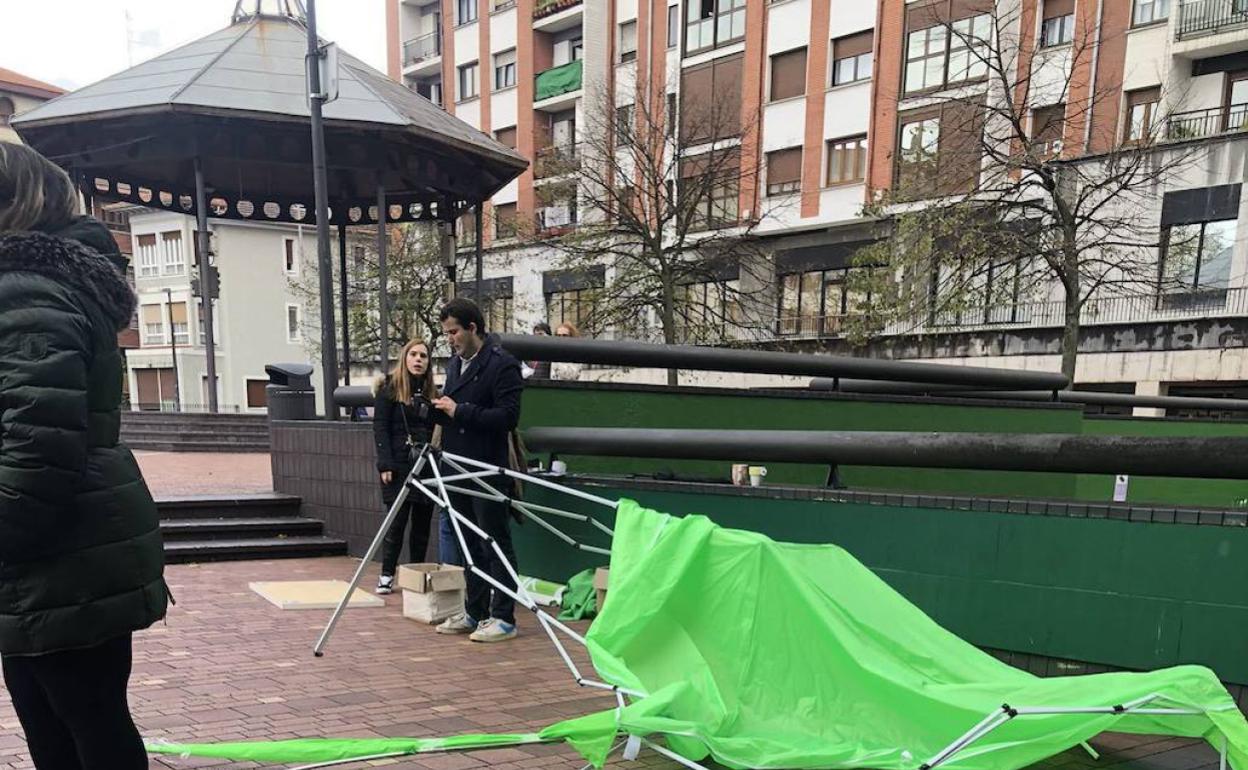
xmin=1 ymin=0 xmax=386 ymax=91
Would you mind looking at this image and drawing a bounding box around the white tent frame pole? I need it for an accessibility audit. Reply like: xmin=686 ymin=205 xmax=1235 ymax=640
xmin=921 ymin=693 xmax=1206 ymax=770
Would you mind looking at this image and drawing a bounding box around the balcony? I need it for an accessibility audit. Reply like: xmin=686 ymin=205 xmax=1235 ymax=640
xmin=402 ymin=30 xmax=441 ymax=69
xmin=534 ymin=143 xmax=582 ymax=179
xmin=772 ymin=288 xmax=1248 ymax=341
xmin=536 ymin=200 xmax=578 ymax=236
xmin=534 ymin=0 xmax=582 ymax=21
xmin=1177 ymin=0 xmax=1248 ymax=39
xmin=1166 ymin=102 xmax=1248 ymax=141
xmin=534 ymin=60 xmax=583 ymax=107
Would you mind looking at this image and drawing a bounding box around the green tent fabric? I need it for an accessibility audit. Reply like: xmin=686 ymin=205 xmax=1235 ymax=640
xmin=148 ymin=499 xmax=1248 ymax=769
xmin=148 ymin=734 xmax=545 ymax=762
xmin=559 ymin=567 xmax=599 ymax=620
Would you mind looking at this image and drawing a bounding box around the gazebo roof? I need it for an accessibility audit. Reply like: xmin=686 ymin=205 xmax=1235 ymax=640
xmin=14 ymin=4 xmax=526 ymax=226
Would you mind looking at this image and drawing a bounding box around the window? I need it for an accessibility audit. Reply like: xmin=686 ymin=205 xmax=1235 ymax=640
xmin=777 ymin=267 xmax=872 ymax=336
xmin=831 ymin=31 xmax=873 ymax=86
xmin=667 ymin=92 xmax=677 ymax=137
xmin=245 ymin=379 xmax=268 ymax=409
xmin=947 ymin=14 xmax=991 ymax=84
xmin=457 ymin=0 xmax=477 ymax=25
xmin=140 ymin=304 xmax=164 ymax=344
xmin=685 ymin=0 xmax=746 ymax=55
xmin=766 ymin=147 xmax=802 ymax=195
xmin=483 ymin=294 xmax=514 ymax=334
xmin=679 ymin=54 xmax=744 ymax=143
xmin=769 ymin=47 xmax=807 ymax=101
xmin=1040 ymin=0 xmax=1075 ymax=47
xmin=161 ymin=231 xmax=184 ymax=274
xmin=494 ymin=49 xmax=517 ymax=89
xmin=1161 ymin=219 xmax=1236 ymax=294
xmin=494 ymin=203 xmax=518 ymax=239
xmin=681 ymin=151 xmax=740 ymax=230
xmin=458 ymin=209 xmax=479 ymax=248
xmin=620 ymin=20 xmax=638 ymax=63
xmin=668 ymin=4 xmax=680 ymax=47
xmin=196 ymin=298 xmax=218 ymax=345
xmin=283 ymin=237 xmax=299 ymax=274
xmin=1031 ymin=103 xmax=1065 ymax=155
xmin=169 ymin=302 xmax=189 ymax=345
xmin=679 ymin=278 xmax=740 ymax=339
xmin=495 ymin=126 xmax=517 ymax=148
xmin=826 ymin=135 xmax=868 ymax=185
xmin=0 ymin=97 xmax=13 ymax=126
xmin=1225 ymin=71 xmax=1248 ymax=132
xmin=137 ymin=233 xmax=159 ymax=277
xmin=553 ymin=30 xmax=584 ymax=65
xmin=897 ymin=114 xmax=941 ymax=192
xmin=286 ymin=304 xmax=302 ymax=342
xmin=1124 ymin=87 xmax=1161 ymax=143
xmin=904 ymin=10 xmax=990 ymax=93
xmin=546 ymin=288 xmax=598 ymax=332
xmin=415 ymin=77 xmax=443 ymax=107
xmin=458 ymin=62 xmax=479 ymax=101
xmin=616 ymin=104 xmax=634 ymax=145
xmin=1132 ymin=0 xmax=1169 ymax=26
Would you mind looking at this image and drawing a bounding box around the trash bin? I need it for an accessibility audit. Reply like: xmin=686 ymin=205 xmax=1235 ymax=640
xmin=265 ymin=363 xmax=316 ymax=420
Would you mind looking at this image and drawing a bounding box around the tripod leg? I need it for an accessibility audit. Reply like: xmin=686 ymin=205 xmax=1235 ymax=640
xmin=313 ymin=449 xmax=430 ymax=656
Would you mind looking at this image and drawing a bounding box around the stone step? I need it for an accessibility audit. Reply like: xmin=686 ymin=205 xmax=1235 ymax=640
xmin=164 ymin=536 xmax=348 ymax=563
xmin=160 ymin=516 xmax=324 ymax=541
xmin=156 ymin=494 xmax=302 ymax=520
xmin=127 ymin=439 xmax=270 ymax=452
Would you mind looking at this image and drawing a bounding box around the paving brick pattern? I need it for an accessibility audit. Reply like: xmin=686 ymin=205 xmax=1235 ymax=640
xmin=0 ymin=557 xmax=1227 ymax=770
xmin=134 ymin=452 xmax=274 ymax=498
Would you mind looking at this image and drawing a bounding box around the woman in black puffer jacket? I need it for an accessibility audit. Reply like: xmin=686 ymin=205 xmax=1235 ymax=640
xmin=372 ymin=338 xmax=438 ymax=594
xmin=0 ymin=143 xmax=165 ymax=767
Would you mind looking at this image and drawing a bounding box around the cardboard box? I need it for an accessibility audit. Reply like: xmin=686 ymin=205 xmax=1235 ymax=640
xmin=402 ymin=588 xmax=464 ymax=624
xmin=397 ymin=563 xmax=466 ymax=594
xmin=594 ymin=568 xmax=610 ymax=612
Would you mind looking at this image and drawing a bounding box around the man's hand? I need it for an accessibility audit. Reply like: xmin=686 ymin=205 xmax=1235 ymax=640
xmin=381 ymin=471 xmax=393 ymax=484
xmin=433 ymin=396 xmax=458 ymax=418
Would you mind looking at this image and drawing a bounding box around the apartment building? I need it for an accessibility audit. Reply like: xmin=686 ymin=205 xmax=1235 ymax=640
xmin=386 ymin=0 xmax=1248 ymax=408
xmin=124 ymin=210 xmax=324 ymax=413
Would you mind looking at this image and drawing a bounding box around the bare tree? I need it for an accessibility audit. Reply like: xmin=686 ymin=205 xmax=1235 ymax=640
xmin=288 ymin=223 xmax=447 ymax=371
xmin=849 ymin=3 xmax=1198 ymax=381
xmin=526 ymin=73 xmax=783 ymax=383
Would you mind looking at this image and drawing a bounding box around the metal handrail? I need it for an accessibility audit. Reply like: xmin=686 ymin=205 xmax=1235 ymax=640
xmin=1176 ymin=0 xmax=1248 ymax=39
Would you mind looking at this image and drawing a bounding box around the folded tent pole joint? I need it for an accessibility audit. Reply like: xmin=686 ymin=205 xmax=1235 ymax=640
xmin=919 ymin=694 xmax=1209 ymax=770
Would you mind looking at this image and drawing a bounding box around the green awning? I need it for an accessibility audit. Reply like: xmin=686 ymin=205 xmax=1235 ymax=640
xmin=535 ymin=60 xmax=582 ymax=102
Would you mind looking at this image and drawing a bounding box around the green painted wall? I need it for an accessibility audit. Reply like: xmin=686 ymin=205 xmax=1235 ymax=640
xmin=515 ymin=482 xmax=1248 ymax=685
xmin=1078 ymin=417 xmax=1248 ymax=509
xmin=518 ymin=383 xmax=1248 ymax=507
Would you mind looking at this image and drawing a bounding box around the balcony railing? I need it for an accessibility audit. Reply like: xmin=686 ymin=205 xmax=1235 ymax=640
xmin=535 ymin=60 xmax=583 ymax=102
xmin=1167 ymin=102 xmax=1248 ymax=140
xmin=772 ymin=287 xmax=1248 ymax=341
xmin=1176 ymin=0 xmax=1248 ymax=39
xmin=534 ymin=0 xmax=582 ymax=20
xmin=403 ymin=30 xmax=441 ymax=66
xmin=534 ymin=143 xmax=582 ymax=178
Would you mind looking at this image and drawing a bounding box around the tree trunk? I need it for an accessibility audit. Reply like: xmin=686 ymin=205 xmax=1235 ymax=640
xmin=1059 ymin=240 xmax=1081 ymax=384
xmin=661 ymin=266 xmax=678 ymax=387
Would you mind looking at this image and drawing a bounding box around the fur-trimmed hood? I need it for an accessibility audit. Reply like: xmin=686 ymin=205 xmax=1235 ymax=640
xmin=0 ymin=223 xmax=137 ymax=331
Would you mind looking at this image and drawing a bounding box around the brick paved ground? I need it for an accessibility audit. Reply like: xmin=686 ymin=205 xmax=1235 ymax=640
xmin=0 ymin=556 xmax=1227 ymax=770
xmin=134 ymin=452 xmax=273 ymax=497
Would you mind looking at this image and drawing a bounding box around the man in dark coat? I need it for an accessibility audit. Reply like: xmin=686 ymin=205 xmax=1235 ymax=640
xmin=0 ymin=142 xmax=166 ymax=768
xmin=432 ymin=298 xmax=523 ymax=643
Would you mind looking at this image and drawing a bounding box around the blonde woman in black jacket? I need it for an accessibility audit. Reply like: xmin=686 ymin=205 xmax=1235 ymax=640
xmin=372 ymin=339 xmax=438 ymax=594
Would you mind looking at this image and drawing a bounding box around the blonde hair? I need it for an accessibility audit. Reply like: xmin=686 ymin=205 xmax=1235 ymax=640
xmin=555 ymin=322 xmax=580 ymax=337
xmin=0 ymin=142 xmax=78 ymax=234
xmin=383 ymin=338 xmax=436 ymax=404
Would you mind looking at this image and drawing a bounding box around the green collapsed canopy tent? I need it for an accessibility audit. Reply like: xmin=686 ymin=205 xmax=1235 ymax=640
xmin=150 ymin=457 xmax=1248 ymax=770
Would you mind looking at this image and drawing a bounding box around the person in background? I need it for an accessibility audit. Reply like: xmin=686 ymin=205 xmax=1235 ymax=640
xmin=552 ymin=321 xmax=583 ymax=381
xmin=527 ymin=321 xmax=552 ymax=380
xmin=432 ymin=298 xmax=524 ymax=643
xmin=0 ymin=141 xmax=166 ymax=769
xmin=372 ymin=338 xmax=439 ymax=594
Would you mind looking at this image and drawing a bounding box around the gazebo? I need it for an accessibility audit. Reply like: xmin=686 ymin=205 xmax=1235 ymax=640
xmin=14 ymin=0 xmax=526 ymax=415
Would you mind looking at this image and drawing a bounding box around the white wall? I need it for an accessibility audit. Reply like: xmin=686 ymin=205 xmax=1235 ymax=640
xmin=762 ymin=99 xmax=806 ymax=151
xmin=454 ymin=20 xmax=480 ymax=65
xmin=823 ymin=79 xmax=872 ymax=139
xmin=766 ymin=0 xmax=810 ymax=54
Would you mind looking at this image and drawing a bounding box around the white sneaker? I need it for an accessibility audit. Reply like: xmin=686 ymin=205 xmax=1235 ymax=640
xmin=469 ymin=618 xmax=518 ymax=643
xmin=436 ymin=612 xmax=477 ymax=635
xmin=376 ymin=575 xmax=394 ymax=595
